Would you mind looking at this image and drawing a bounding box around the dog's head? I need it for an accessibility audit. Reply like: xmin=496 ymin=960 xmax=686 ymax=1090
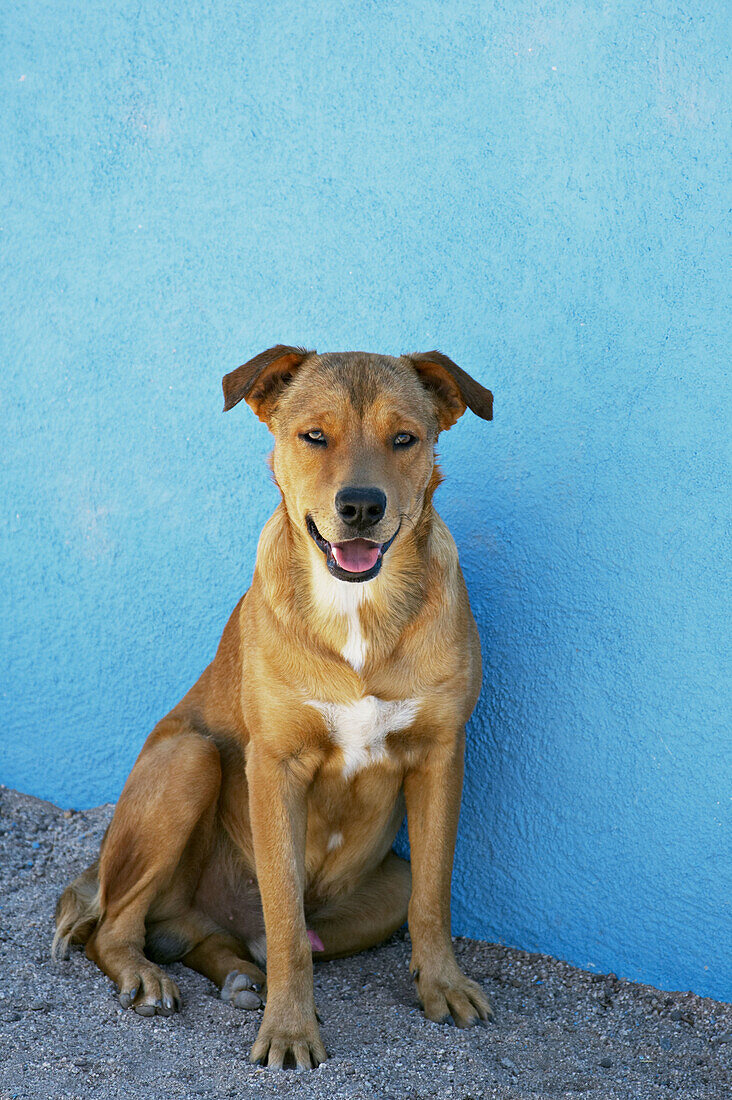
xmin=223 ymin=347 xmax=492 ymax=583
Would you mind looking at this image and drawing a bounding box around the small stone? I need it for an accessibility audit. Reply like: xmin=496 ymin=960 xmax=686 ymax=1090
xmin=599 ymin=1057 xmax=613 ymax=1068
xmin=500 ymin=1057 xmax=515 ymax=1070
xmin=30 ymin=1000 xmax=51 ymax=1012
xmin=63 ymin=809 xmax=74 ymax=818
xmin=659 ymin=1036 xmax=672 ymax=1051
xmin=714 ymin=1032 xmax=732 ymax=1044
xmin=670 ymin=1009 xmax=684 ymax=1021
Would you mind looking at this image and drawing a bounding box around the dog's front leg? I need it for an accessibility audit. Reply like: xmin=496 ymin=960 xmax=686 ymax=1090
xmin=246 ymin=744 xmax=326 ymax=1069
xmin=404 ymin=733 xmax=493 ymax=1028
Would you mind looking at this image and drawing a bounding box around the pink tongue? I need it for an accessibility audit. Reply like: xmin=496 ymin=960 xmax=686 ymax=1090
xmin=332 ymin=539 xmax=381 ymax=573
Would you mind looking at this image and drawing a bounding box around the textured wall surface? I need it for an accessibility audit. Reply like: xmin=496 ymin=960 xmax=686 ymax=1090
xmin=2 ymin=2 xmax=729 ymax=999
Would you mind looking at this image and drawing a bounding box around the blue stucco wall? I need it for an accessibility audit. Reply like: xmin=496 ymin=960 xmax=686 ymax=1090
xmin=2 ymin=2 xmax=729 ymax=1000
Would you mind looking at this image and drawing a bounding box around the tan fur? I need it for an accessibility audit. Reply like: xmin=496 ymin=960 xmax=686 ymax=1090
xmin=54 ymin=348 xmax=494 ymax=1068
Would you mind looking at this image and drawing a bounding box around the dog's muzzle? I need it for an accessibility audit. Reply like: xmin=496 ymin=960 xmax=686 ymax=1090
xmin=306 ymin=516 xmax=399 ymax=583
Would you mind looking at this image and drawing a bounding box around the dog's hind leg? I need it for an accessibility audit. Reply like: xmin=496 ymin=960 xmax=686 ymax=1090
xmin=307 ymin=851 xmax=411 ymax=960
xmin=183 ymin=932 xmax=267 ymax=1010
xmin=84 ymin=726 xmax=221 ymax=1016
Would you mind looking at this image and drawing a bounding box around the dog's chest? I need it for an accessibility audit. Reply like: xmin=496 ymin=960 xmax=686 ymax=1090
xmin=311 ymin=570 xmax=370 ymax=671
xmin=307 ymin=695 xmax=420 ymax=778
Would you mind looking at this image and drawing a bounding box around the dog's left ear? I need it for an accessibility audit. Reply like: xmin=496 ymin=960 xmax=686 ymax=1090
xmin=406 ymin=351 xmax=493 ymax=430
xmin=222 ymin=345 xmax=314 ymax=423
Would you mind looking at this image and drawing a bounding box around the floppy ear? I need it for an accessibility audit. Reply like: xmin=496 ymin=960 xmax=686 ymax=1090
xmin=407 ymin=350 xmax=493 ymax=430
xmin=222 ymin=345 xmax=313 ymax=423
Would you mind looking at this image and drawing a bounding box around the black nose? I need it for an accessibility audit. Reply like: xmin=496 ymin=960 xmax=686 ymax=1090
xmin=335 ymin=487 xmax=387 ymax=529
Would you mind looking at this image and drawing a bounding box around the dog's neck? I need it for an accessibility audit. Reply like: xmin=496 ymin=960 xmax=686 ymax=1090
xmin=254 ymin=500 xmax=435 ymax=673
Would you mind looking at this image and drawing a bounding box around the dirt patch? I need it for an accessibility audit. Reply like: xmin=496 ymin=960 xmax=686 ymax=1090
xmin=0 ymin=786 xmax=729 ymax=1099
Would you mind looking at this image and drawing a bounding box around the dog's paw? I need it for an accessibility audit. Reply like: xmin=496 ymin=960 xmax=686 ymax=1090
xmin=413 ymin=965 xmax=493 ymax=1029
xmin=221 ymin=968 xmax=265 ymax=1011
xmin=118 ymin=964 xmax=181 ymax=1017
xmin=249 ymin=1006 xmax=326 ymax=1069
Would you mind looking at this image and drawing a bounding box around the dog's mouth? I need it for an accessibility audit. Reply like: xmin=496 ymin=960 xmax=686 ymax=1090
xmin=306 ymin=516 xmax=399 ymax=583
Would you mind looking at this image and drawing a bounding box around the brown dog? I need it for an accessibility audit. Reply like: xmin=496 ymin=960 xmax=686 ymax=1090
xmin=54 ymin=346 xmax=494 ymax=1068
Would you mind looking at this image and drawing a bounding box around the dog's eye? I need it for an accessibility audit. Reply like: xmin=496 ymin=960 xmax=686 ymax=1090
xmin=393 ymin=432 xmax=417 ymax=448
xmin=300 ymin=430 xmax=327 ymax=446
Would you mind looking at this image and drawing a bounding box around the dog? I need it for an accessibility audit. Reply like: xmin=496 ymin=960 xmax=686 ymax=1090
xmin=54 ymin=346 xmax=494 ymax=1069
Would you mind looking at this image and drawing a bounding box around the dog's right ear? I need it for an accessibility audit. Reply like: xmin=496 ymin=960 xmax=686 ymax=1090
xmin=222 ymin=345 xmax=313 ymax=423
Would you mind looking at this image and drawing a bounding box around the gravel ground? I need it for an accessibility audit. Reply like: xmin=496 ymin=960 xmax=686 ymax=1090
xmin=0 ymin=786 xmax=729 ymax=1100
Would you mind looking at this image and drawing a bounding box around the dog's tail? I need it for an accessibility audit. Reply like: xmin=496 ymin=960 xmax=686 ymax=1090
xmin=52 ymin=860 xmax=101 ymax=960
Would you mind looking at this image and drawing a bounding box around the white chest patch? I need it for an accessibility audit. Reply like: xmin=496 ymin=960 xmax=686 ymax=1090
xmin=310 ymin=567 xmax=370 ymax=672
xmin=307 ymin=695 xmax=420 ymax=778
